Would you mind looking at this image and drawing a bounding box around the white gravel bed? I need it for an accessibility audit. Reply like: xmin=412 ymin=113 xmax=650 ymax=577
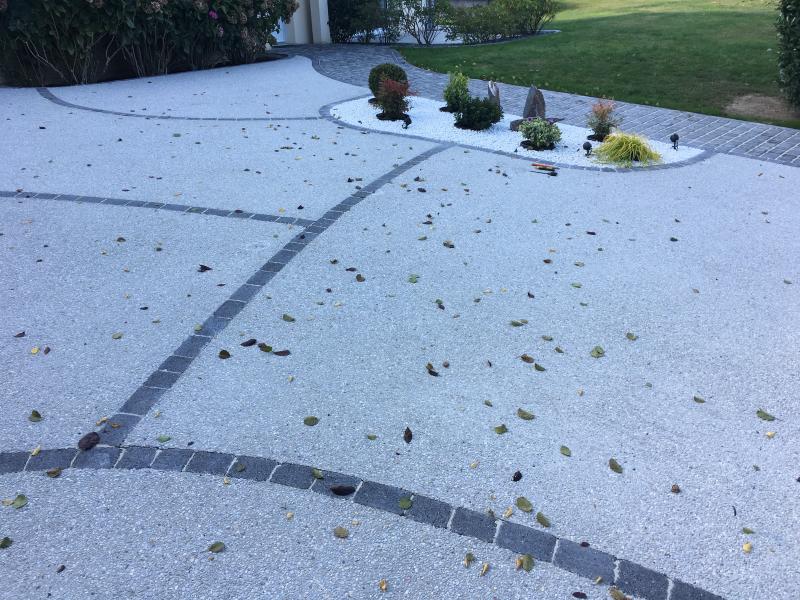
xmin=331 ymin=96 xmax=704 ymax=168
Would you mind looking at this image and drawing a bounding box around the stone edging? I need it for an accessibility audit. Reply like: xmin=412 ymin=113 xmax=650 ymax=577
xmin=36 ymin=87 xmax=323 ymax=122
xmin=91 ymin=144 xmax=453 ymax=449
xmin=319 ymin=95 xmax=716 ymax=173
xmin=0 ymin=190 xmax=315 ymax=227
xmin=0 ymin=444 xmax=723 ymax=600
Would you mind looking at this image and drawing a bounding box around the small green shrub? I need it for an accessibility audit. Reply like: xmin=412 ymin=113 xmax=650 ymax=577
xmin=586 ymin=100 xmax=620 ymax=140
xmin=368 ymin=63 xmax=408 ymax=96
xmin=375 ymin=78 xmax=412 ymax=120
xmin=445 ymin=0 xmax=558 ymax=44
xmin=443 ymin=71 xmax=469 ymax=112
xmin=519 ymin=117 xmax=562 ymax=149
xmin=444 ymin=4 xmax=500 ymax=44
xmin=454 ymin=96 xmax=503 ymax=130
xmin=595 ymin=132 xmax=662 ymax=166
xmin=400 ymin=0 xmax=452 ymax=45
xmin=777 ymin=0 xmax=800 ymax=107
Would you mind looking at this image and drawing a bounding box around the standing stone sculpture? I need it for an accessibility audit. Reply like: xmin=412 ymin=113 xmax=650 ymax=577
xmin=488 ymin=81 xmax=501 ymax=108
xmin=511 ymin=85 xmax=546 ymax=131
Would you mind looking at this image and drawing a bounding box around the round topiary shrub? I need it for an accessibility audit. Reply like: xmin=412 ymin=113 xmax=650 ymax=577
xmin=519 ymin=117 xmax=562 ymax=150
xmin=368 ymin=63 xmax=408 ymax=97
xmin=453 ymin=96 xmax=503 ymax=131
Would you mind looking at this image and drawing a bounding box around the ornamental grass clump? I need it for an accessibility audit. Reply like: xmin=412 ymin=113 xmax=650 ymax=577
xmin=519 ymin=117 xmax=561 ymax=150
xmin=595 ymin=132 xmax=661 ymax=166
xmin=442 ymin=71 xmax=469 ymax=112
xmin=375 ymin=78 xmax=413 ymax=122
xmin=586 ymin=100 xmax=620 ymax=141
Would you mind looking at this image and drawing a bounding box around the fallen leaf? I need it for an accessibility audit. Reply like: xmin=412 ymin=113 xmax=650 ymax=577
xmin=356 ymin=274 xmax=365 ymax=282
xmin=258 ymin=343 xmax=272 ymax=353
xmin=282 ymin=313 xmax=295 ymax=322
xmin=403 ymin=427 xmax=413 ymax=443
xmin=111 ymin=332 xmax=123 ymax=340
xmin=534 ymin=363 xmax=546 ymax=372
xmin=742 ymin=527 xmax=755 ymax=534
xmin=516 ymin=497 xmax=533 ymax=512
xmin=494 ymin=424 xmax=509 ymax=434
xmin=218 ymin=349 xmax=231 ymax=359
xmin=311 ymin=468 xmax=323 ymax=479
xmin=208 ymin=541 xmax=225 ymax=553
xmin=303 ymin=416 xmax=319 ymax=426
xmin=240 ymin=338 xmax=257 ymax=347
xmin=671 ymin=484 xmax=681 ymax=494
xmin=517 ymin=554 xmax=534 ymax=572
xmin=609 ymin=587 xmax=630 ymax=600
xmin=333 ymin=526 xmax=349 ymax=539
xmin=560 ymin=446 xmax=572 ymax=457
xmin=398 ymin=497 xmax=413 ymax=510
xmin=590 ymin=346 xmax=605 ymax=358
xmin=464 ymin=552 xmax=475 ymax=567
xmin=573 ymin=593 xmax=588 ymax=599
xmin=28 ymin=410 xmax=42 ymax=422
xmin=742 ymin=542 xmax=753 ymax=553
xmin=30 ymin=446 xmax=41 ymax=456
xmin=535 ymin=512 xmax=551 ymax=527
xmin=693 ymin=396 xmax=705 ymax=404
xmin=77 ymin=432 xmax=100 ymax=451
xmin=379 ymin=579 xmax=388 ymax=592
xmin=503 ymin=506 xmax=513 ymax=518
xmin=408 ymin=274 xmax=419 ymax=283
xmin=520 ymin=354 xmax=534 ymax=364
xmin=510 ymin=319 xmax=528 ymax=327
xmin=479 ymin=562 xmax=489 ymax=576
xmin=14 ymin=331 xmax=25 ymax=338
xmin=0 ymin=537 xmax=12 ymax=549
xmin=517 ymin=408 xmax=535 ymax=421
xmin=609 ymin=458 xmax=623 ymax=474
xmin=156 ymin=435 xmax=171 ymax=443
xmin=512 ymin=470 xmax=522 ymax=482
xmin=11 ymin=494 xmax=27 ymax=509
xmin=46 ymin=468 xmax=61 ymax=478
xmin=273 ymin=349 xmax=291 ymax=356
xmin=756 ymin=409 xmax=775 ymax=422
xmin=198 ymin=264 xmax=212 ymax=272
xmin=366 ymin=434 xmax=377 ymax=441
xmin=625 ymin=332 xmax=638 ymax=341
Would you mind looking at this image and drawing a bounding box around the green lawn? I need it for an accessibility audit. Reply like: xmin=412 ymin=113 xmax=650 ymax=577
xmin=399 ymin=0 xmax=800 ymax=128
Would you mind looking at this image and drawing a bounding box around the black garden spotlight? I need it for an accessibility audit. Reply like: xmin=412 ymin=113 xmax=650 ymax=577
xmin=582 ymin=141 xmax=592 ymax=157
xmin=670 ymin=133 xmax=679 ymax=150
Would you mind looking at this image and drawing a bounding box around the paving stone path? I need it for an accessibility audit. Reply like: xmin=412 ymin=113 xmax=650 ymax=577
xmin=283 ymin=44 xmax=800 ymax=167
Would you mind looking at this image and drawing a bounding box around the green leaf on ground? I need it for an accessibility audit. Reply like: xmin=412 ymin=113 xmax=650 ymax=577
xmin=156 ymin=435 xmax=171 ymax=443
xmin=111 ymin=332 xmax=123 ymax=340
xmin=208 ymin=541 xmax=225 ymax=553
xmin=626 ymin=332 xmax=638 ymax=341
xmin=756 ymin=409 xmax=775 ymax=422
xmin=46 ymin=467 xmax=61 ymax=478
xmin=258 ymin=343 xmax=272 ymax=353
xmin=517 ymin=408 xmax=535 ymax=421
xmin=534 ymin=363 xmax=546 ymax=371
xmin=535 ymin=512 xmax=551 ymax=527
xmin=0 ymin=537 xmax=12 ymax=549
xmin=218 ymin=349 xmax=231 ymax=359
xmin=312 ymin=468 xmax=324 ymax=479
xmin=333 ymin=526 xmax=349 ymax=539
xmin=464 ymin=552 xmax=475 ymax=567
xmin=609 ymin=458 xmax=623 ymax=474
xmin=590 ymin=346 xmax=605 ymax=358
xmin=510 ymin=319 xmax=528 ymax=327
xmin=28 ymin=410 xmax=42 ymax=422
xmin=367 ymin=434 xmax=377 ymax=440
xmin=518 ymin=554 xmax=534 ymax=571
xmin=571 ymin=282 xmax=582 ymax=288
xmin=494 ymin=424 xmax=508 ymax=434
xmin=693 ymin=396 xmax=705 ymax=404
xmin=742 ymin=527 xmax=755 ymax=534
xmin=516 ymin=496 xmax=533 ymax=512
xmin=541 ymin=335 xmax=553 ymax=341
xmin=521 ymin=354 xmax=534 ymax=364
xmin=560 ymin=445 xmax=572 ymax=457
xmin=398 ymin=497 xmax=413 ymax=510
xmin=408 ymin=274 xmax=419 ymax=283
xmin=303 ymin=416 xmax=319 ymax=426
xmin=282 ymin=313 xmax=295 ymax=322
xmin=11 ymin=494 xmax=27 ymax=509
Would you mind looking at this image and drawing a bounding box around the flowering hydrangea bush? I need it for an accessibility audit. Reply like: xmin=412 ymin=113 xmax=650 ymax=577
xmin=0 ymin=0 xmax=298 ymax=84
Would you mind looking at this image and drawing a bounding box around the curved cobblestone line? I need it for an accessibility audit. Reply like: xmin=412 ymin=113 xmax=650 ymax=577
xmin=284 ymin=44 xmax=800 ymax=167
xmin=0 ymin=189 xmax=315 ymax=227
xmin=0 ymin=444 xmax=723 ymax=600
xmin=36 ymin=87 xmax=323 ymax=122
xmin=319 ymin=95 xmax=717 ymax=173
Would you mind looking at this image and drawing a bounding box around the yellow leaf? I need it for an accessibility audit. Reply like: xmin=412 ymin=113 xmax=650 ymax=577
xmin=30 ymin=346 xmax=39 ymax=355
xmin=30 ymin=445 xmax=41 ymax=456
xmin=479 ymin=562 xmax=489 ymax=576
xmin=286 ymin=512 xmax=294 ymax=520
xmin=503 ymin=506 xmax=513 ymax=518
xmin=743 ymin=542 xmax=753 ymax=553
xmin=469 ymin=460 xmax=479 ymax=469
xmin=378 ymin=579 xmax=388 ymax=592
xmin=766 ymin=431 xmax=776 ymax=439
xmin=95 ymin=416 xmax=108 ymax=426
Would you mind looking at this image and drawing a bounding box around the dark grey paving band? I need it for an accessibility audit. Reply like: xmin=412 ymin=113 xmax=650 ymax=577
xmin=92 ymin=143 xmax=452 ymax=448
xmin=0 ymin=189 xmax=315 ymax=227
xmin=36 ymin=87 xmax=323 ymax=122
xmin=319 ymin=95 xmax=716 ymax=173
xmin=0 ymin=444 xmax=723 ymax=600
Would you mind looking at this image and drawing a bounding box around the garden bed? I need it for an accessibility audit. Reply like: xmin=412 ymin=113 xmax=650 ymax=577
xmin=330 ymin=96 xmax=704 ymax=167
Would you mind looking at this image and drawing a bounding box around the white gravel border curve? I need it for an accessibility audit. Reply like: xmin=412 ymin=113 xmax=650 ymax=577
xmin=330 ymin=96 xmax=704 ymax=168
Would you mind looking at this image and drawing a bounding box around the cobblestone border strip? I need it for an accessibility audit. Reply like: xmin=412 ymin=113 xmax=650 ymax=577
xmin=0 ymin=189 xmax=315 ymax=227
xmin=89 ymin=143 xmax=451 ymax=447
xmin=319 ymin=95 xmax=716 ymax=173
xmin=36 ymin=87 xmax=323 ymax=122
xmin=0 ymin=445 xmax=723 ymax=600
